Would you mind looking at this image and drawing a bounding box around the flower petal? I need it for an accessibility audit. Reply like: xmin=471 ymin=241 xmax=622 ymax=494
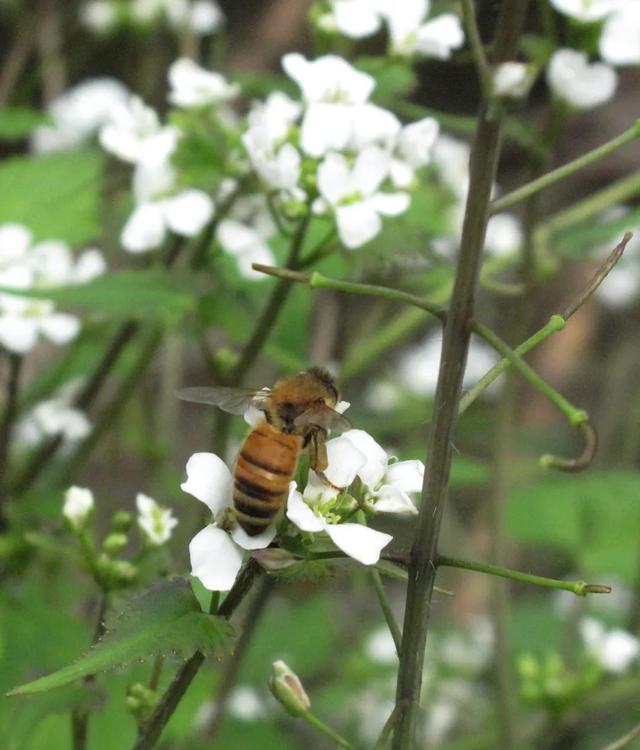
xmin=39 ymin=313 xmax=80 ymax=345
xmin=341 ymin=429 xmax=388 ymax=488
xmin=231 ymin=523 xmax=277 ymax=550
xmin=121 ymin=202 xmax=167 ymax=252
xmin=163 ymin=189 xmax=214 ymax=236
xmin=0 ymin=315 xmax=39 ymax=354
xmin=287 ymin=484 xmax=325 ymax=532
xmin=181 ymin=452 xmax=233 ymax=516
xmin=335 ymin=201 xmax=381 ymax=249
xmin=325 ymin=523 xmax=392 ymax=565
xmin=385 ymin=459 xmax=424 ymax=493
xmin=190 ymin=524 xmax=243 ymax=591
xmin=370 ymin=191 xmax=410 ymax=216
xmin=324 ymin=434 xmax=368 ymax=488
xmin=374 ymin=485 xmax=418 ymax=515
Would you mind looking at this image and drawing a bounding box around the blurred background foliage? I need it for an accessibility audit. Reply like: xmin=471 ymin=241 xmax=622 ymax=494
xmin=0 ymin=1 xmax=639 ymax=749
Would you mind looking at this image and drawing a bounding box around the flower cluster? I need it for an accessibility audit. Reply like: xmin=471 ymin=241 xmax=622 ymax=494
xmin=319 ymin=0 xmax=465 ymax=60
xmin=182 ymin=419 xmax=424 ymax=592
xmin=0 ymin=223 xmax=105 ymax=354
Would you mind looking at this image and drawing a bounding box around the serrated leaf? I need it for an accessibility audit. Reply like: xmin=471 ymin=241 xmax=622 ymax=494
xmin=8 ymin=579 xmax=234 ymax=696
xmin=0 ymin=270 xmax=196 ymax=326
xmin=0 ymin=107 xmax=51 ymax=140
xmin=0 ymin=150 xmax=103 ymax=244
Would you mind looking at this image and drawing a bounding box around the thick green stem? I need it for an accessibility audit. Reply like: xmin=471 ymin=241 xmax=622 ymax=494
xmin=491 ymin=122 xmax=640 ymax=214
xmin=391 ymin=6 xmax=529 ymax=747
xmin=370 ymin=570 xmax=401 ymax=656
xmin=462 ymin=0 xmax=490 ymax=85
xmin=437 ymin=555 xmax=611 ymax=596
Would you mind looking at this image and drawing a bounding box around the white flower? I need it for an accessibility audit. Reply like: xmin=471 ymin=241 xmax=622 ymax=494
xmin=182 ymin=452 xmax=276 ymax=591
xmin=16 ymin=394 xmax=91 ymax=447
xmin=217 ymin=219 xmax=276 ymax=280
xmin=317 ymin=147 xmax=410 ymax=248
xmin=492 ymin=62 xmax=535 ymax=99
xmin=282 ymin=53 xmax=399 ymax=156
xmin=398 ymin=332 xmax=499 ymax=397
xmin=547 ymin=49 xmax=617 ymax=110
xmin=0 ymin=227 xmax=106 ymax=354
xmin=287 ymin=485 xmax=392 ymax=565
xmin=432 ymin=134 xmax=470 ymax=200
xmin=99 ymin=96 xmax=176 ymax=164
xmin=366 ymin=627 xmax=398 ymax=664
xmin=379 ymin=0 xmax=464 ymax=59
xmin=63 ymin=486 xmax=94 ymax=529
xmin=600 ymin=5 xmax=640 ymax=65
xmin=580 ymin=617 xmax=640 ymax=673
xmin=80 ymin=1 xmax=118 ymax=33
xmin=390 ymin=117 xmax=439 ymax=188
xmin=32 ymin=78 xmax=129 ymax=153
xmin=549 ymin=0 xmax=621 ymax=23
xmin=328 ymin=0 xmax=384 ymax=38
xmin=188 ymin=0 xmax=225 ymax=35
xmin=168 ymin=58 xmax=238 ymax=108
xmin=485 ymin=213 xmax=523 ymax=257
xmin=227 ymin=686 xmax=268 ymax=720
xmin=136 ymin=492 xmax=178 ymax=546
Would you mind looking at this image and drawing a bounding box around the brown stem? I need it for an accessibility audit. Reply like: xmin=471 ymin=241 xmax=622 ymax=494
xmin=35 ymin=0 xmax=67 ymax=105
xmin=391 ymin=4 xmax=529 ymax=748
xmin=0 ymin=352 xmax=22 ymax=529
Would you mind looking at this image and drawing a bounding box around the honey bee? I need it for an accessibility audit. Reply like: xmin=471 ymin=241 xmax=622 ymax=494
xmin=177 ymin=368 xmax=350 ymax=536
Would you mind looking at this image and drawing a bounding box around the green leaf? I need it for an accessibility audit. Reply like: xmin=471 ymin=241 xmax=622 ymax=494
xmin=0 ymin=150 xmax=103 ymax=245
xmin=507 ymin=471 xmax=640 ymax=580
xmin=0 ymin=107 xmax=51 ymax=140
xmin=356 ymin=56 xmax=418 ymax=102
xmin=8 ymin=579 xmax=234 ymax=696
xmin=0 ymin=270 xmax=196 ymax=326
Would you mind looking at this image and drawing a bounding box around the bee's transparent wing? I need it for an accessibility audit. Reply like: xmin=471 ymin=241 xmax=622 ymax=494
xmin=176 ymin=386 xmax=270 ymax=415
xmin=294 ymin=405 xmax=352 ymax=433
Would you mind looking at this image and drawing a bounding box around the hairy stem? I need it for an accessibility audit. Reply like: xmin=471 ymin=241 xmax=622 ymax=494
xmin=391 ymin=5 xmax=529 ymax=747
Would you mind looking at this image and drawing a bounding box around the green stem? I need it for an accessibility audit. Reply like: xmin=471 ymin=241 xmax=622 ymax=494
xmin=392 ymin=6 xmax=530 ymax=747
xmin=462 ymin=0 xmax=490 ymax=85
xmin=369 ymin=570 xmax=401 ymax=656
xmin=491 ymin=121 xmax=640 ymax=214
xmin=300 ymin=709 xmax=354 ymax=749
xmin=472 ymin=321 xmax=587 ymax=426
xmin=595 ymin=722 xmax=640 ymax=750
xmin=437 ymin=555 xmax=611 ymax=596
xmin=132 ymin=559 xmax=261 ymax=750
xmin=373 ymin=707 xmax=397 ymax=750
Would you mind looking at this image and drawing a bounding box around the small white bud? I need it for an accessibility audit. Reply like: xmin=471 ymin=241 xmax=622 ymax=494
xmin=63 ymin=486 xmax=94 ymax=530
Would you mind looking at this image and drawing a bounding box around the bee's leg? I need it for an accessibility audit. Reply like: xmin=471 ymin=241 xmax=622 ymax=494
xmin=307 ymin=429 xmax=345 ymax=492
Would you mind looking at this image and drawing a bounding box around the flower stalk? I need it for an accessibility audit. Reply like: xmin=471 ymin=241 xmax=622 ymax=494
xmin=391 ymin=4 xmax=529 ymax=747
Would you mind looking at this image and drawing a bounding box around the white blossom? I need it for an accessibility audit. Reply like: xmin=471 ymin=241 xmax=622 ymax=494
xmin=63 ymin=486 xmax=94 ymax=529
xmin=217 ymin=219 xmax=276 ymax=279
xmin=317 ymin=147 xmax=410 ymax=248
xmin=32 ymin=78 xmax=129 ymax=154
xmin=390 ymin=117 xmax=439 ymax=188
xmin=485 ymin=213 xmax=523 ymax=257
xmin=80 ymin=1 xmax=118 ymax=33
xmin=136 ymin=493 xmax=178 ymax=545
xmin=168 ymin=58 xmax=238 ymax=108
xmin=492 ymin=62 xmax=535 ymax=99
xmin=327 ymin=0 xmax=384 ymax=38
xmin=227 ymin=686 xmax=268 ymax=720
xmin=549 ymin=0 xmax=621 ymax=23
xmin=188 ymin=0 xmax=225 ymax=35
xmin=282 ymin=53 xmax=399 ymax=157
xmin=432 ymin=134 xmax=470 ymax=200
xmin=379 ymin=0 xmax=464 ymax=59
xmin=16 ymin=390 xmax=91 ymax=448
xmin=600 ymin=5 xmax=640 ymax=65
xmin=366 ymin=626 xmax=398 ymax=664
xmin=547 ymin=49 xmax=617 ymax=110
xmin=0 ymin=225 xmax=106 ymax=354
xmin=580 ymin=617 xmax=640 ymax=673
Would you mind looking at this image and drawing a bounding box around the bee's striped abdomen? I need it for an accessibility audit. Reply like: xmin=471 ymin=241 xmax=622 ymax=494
xmin=233 ymin=424 xmax=301 ymax=536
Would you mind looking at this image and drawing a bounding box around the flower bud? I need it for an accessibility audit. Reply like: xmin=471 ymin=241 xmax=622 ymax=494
xmin=269 ymin=660 xmax=310 ymax=717
xmin=103 ymin=532 xmax=128 ymax=554
xmin=126 ymin=682 xmax=158 ymax=722
xmin=112 ymin=510 xmax=134 ymax=533
xmin=63 ymin=486 xmax=94 ymax=531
